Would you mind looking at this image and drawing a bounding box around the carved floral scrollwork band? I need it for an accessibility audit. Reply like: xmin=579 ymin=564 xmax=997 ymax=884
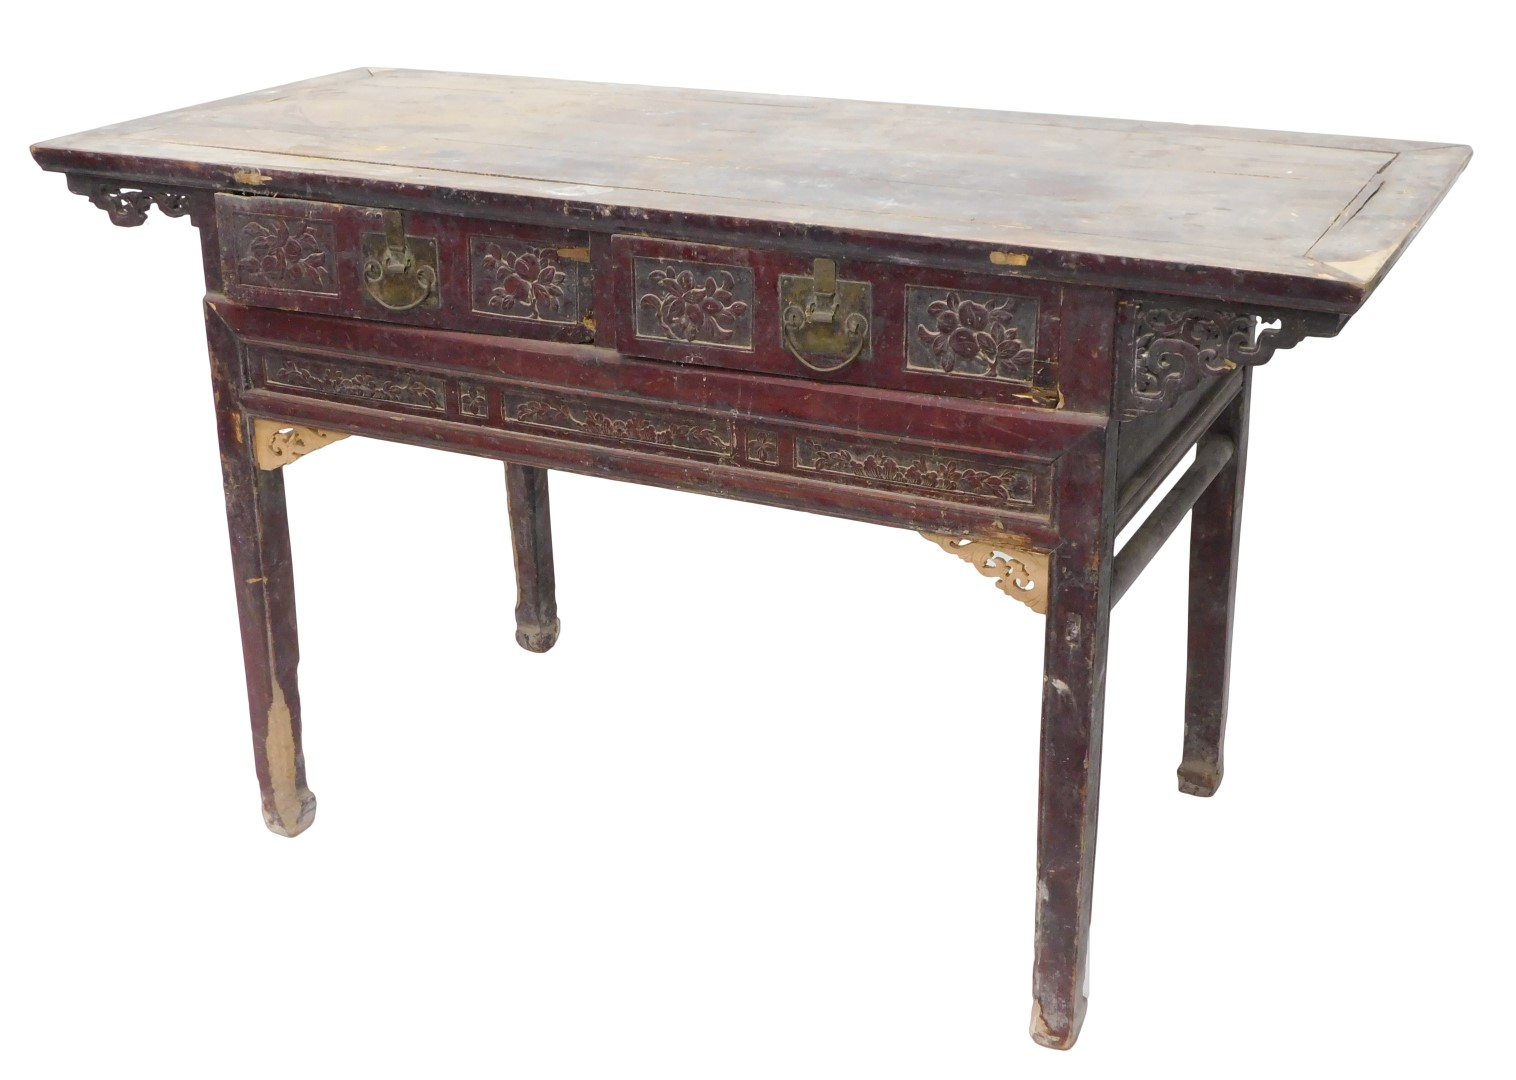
xmin=68 ymin=177 xmax=193 ymax=227
xmin=796 ymin=438 xmax=1037 ymax=508
xmin=921 ymin=532 xmax=1049 ymax=614
xmin=1118 ymin=296 xmax=1344 ymax=419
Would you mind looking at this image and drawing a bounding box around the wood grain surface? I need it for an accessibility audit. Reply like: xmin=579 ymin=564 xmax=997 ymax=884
xmin=31 ymin=68 xmax=1470 ymax=311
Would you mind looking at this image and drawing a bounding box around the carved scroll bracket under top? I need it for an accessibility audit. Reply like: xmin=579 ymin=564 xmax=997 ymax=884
xmin=1118 ymin=296 xmax=1346 ymax=420
xmin=922 ymin=532 xmax=1049 ymax=614
xmin=66 ymin=175 xmax=194 ymax=227
xmin=252 ymin=418 xmax=349 ymax=470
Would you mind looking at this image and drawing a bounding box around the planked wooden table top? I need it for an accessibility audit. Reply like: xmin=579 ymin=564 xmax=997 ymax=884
xmin=31 ymin=67 xmax=1470 ymax=312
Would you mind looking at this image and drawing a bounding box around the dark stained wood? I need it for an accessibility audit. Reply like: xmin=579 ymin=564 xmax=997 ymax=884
xmin=33 ymin=68 xmax=1470 ymax=312
xmin=505 ymin=463 xmax=560 ymax=653
xmin=205 ymin=297 xmax=316 ymax=838
xmin=1180 ymin=372 xmax=1253 ymax=797
xmin=1032 ymin=424 xmax=1119 ymax=1050
xmin=214 ymin=192 xmax=597 ymax=345
xmin=1115 ymin=375 xmax=1244 ymax=531
xmin=605 ymin=233 xmax=1065 ymax=407
xmin=28 ymin=70 xmax=1470 ymax=1052
xmin=1112 ymin=436 xmax=1236 ymax=605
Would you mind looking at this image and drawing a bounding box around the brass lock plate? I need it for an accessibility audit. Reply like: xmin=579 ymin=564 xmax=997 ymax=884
xmin=779 ymin=258 xmax=872 ymax=372
xmin=360 ymin=226 xmax=440 ymax=312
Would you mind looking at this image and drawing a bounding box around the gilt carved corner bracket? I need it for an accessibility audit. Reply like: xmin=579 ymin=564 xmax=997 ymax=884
xmin=921 ymin=532 xmax=1049 ymax=614
xmin=66 ymin=175 xmax=195 ymax=227
xmin=1116 ymin=296 xmax=1347 ymax=420
xmin=251 ymin=418 xmax=349 ymax=471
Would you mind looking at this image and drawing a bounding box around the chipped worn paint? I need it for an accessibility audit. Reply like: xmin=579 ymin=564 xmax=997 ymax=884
xmin=264 ymin=677 xmax=303 ymax=834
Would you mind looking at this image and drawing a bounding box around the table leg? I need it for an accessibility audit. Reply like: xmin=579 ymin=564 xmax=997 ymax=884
xmin=505 ymin=462 xmax=560 ymax=653
xmin=1030 ymin=425 xmax=1116 ymax=1051
xmin=1179 ymin=370 xmax=1253 ymax=797
xmin=206 ymin=311 xmax=317 ymax=838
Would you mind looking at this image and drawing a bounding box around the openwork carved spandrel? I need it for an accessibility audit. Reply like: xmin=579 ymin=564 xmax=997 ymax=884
xmin=922 ymin=532 xmax=1049 ymax=614
xmin=1118 ymin=297 xmax=1345 ymax=419
xmin=471 ymin=238 xmax=583 ymax=324
xmin=795 ymin=438 xmax=1042 ymax=511
xmin=68 ymin=177 xmax=192 ymax=227
xmin=634 ymin=258 xmax=754 ymax=350
xmin=233 ymin=215 xmax=338 ymax=294
xmin=251 ymin=418 xmax=349 ymax=470
xmin=260 ymin=352 xmax=446 ymax=411
xmin=506 ymin=394 xmax=735 ymax=459
xmin=906 ymin=286 xmax=1038 ymax=384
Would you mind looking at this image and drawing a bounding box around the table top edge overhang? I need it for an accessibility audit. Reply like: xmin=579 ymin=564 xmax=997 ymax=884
xmin=29 ymin=68 xmax=1472 ymax=318
xmin=36 ymin=147 xmax=1463 ymax=318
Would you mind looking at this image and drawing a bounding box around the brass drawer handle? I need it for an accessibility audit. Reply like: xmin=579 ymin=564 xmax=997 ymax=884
xmin=362 ymin=209 xmax=438 ymax=312
xmin=780 ymin=258 xmax=871 ymax=372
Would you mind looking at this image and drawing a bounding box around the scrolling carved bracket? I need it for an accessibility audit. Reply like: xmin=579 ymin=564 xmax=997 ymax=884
xmin=1117 ymin=296 xmax=1346 ymax=420
xmin=252 ymin=418 xmax=350 ymax=470
xmin=922 ymin=532 xmax=1049 ymax=614
xmin=67 ymin=175 xmax=194 ymax=227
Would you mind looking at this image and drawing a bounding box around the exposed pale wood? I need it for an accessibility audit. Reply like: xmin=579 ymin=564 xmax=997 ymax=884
xmin=921 ymin=532 xmax=1050 ymax=614
xmin=251 ymin=417 xmax=349 ymax=470
xmin=31 ymin=68 xmax=1471 ymax=311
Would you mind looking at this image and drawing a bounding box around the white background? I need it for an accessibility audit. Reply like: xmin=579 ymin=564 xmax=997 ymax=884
xmin=3 ymin=3 xmax=1509 ymax=1076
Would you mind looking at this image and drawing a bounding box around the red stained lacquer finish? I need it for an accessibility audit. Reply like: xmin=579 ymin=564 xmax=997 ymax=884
xmin=31 ymin=69 xmax=1470 ymax=1051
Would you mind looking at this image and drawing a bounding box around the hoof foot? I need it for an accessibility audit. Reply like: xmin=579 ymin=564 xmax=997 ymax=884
xmin=261 ymin=789 xmax=318 ymax=837
xmin=1177 ymin=762 xmax=1222 ymax=798
xmin=515 ymin=618 xmax=561 ymax=653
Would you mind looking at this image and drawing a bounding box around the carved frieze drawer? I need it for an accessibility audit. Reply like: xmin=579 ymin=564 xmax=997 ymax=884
xmin=610 ymin=235 xmax=1063 ymax=407
xmin=215 ymin=194 xmax=594 ymax=343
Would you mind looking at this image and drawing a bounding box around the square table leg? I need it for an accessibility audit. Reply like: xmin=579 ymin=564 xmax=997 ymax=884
xmin=206 ymin=306 xmax=317 ymax=838
xmin=1180 ymin=370 xmax=1252 ymax=797
xmin=1030 ymin=427 xmax=1117 ymax=1050
xmin=505 ymin=463 xmax=561 ymax=653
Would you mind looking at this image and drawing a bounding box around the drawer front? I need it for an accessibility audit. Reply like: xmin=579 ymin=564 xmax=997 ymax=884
xmin=610 ymin=235 xmax=1063 ymax=407
xmin=215 ymin=194 xmax=594 ymax=343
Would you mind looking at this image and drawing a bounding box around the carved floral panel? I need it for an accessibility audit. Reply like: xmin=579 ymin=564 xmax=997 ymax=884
xmin=906 ymin=286 xmax=1038 ymax=383
xmin=259 ymin=351 xmax=446 ymax=411
xmin=459 ymin=383 xmax=489 ymax=419
xmin=794 ymin=437 xmax=1043 ymax=511
xmin=231 ymin=214 xmax=338 ymax=295
xmin=633 ymin=258 xmax=754 ymax=351
xmin=744 ymin=431 xmax=780 ymax=466
xmin=469 ymin=238 xmax=583 ymax=324
xmin=504 ymin=393 xmax=735 ymax=459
